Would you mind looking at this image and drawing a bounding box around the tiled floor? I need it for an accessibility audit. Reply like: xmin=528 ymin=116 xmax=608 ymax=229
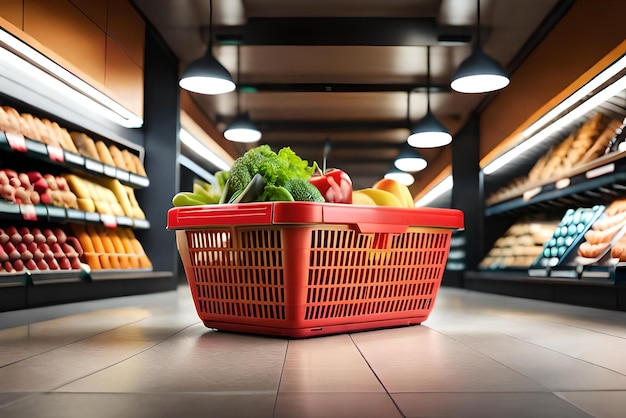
xmin=1 ymin=285 xmax=625 ymax=417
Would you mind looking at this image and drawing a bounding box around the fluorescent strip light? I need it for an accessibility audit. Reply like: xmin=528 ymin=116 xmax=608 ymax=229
xmin=415 ymin=175 xmax=453 ymax=207
xmin=179 ymin=128 xmax=232 ymax=172
xmin=522 ymin=54 xmax=626 ymax=138
xmin=178 ymin=155 xmax=216 ymax=183
xmin=484 ymin=74 xmax=626 ymax=175
xmin=0 ymin=28 xmax=143 ymax=128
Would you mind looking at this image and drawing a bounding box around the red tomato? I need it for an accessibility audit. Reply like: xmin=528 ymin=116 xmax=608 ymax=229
xmin=309 ymin=168 xmax=353 ymax=203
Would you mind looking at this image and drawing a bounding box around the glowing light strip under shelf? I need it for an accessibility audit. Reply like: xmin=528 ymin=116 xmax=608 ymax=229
xmin=179 ymin=129 xmax=232 ymax=172
xmin=483 ymin=72 xmax=626 ymax=175
xmin=0 ymin=28 xmax=143 ymax=128
xmin=415 ymin=175 xmax=453 ymax=207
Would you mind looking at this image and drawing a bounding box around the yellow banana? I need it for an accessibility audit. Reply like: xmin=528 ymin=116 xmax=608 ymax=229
xmin=352 ymin=190 xmax=377 ymax=206
xmin=372 ymin=178 xmax=414 ymax=208
xmin=353 ymin=188 xmax=403 ymax=207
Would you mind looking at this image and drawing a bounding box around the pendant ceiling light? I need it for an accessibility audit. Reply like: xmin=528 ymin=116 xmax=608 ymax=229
xmin=179 ymin=0 xmax=236 ymax=95
xmin=384 ymin=167 xmax=415 ymax=187
xmin=395 ymin=143 xmax=427 ymax=172
xmin=450 ymin=0 xmax=510 ymax=94
xmin=407 ymin=46 xmax=452 ymax=148
xmin=223 ymin=44 xmax=262 ymax=143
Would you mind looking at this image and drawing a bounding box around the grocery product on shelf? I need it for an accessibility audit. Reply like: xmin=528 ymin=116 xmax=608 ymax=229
xmin=71 ymin=224 xmax=151 ymax=271
xmin=486 ymin=113 xmax=623 ymax=206
xmin=0 ymin=224 xmax=83 ymax=273
xmin=480 ymin=219 xmax=558 ymax=269
xmin=577 ymin=199 xmax=626 ymax=263
xmin=530 ymin=206 xmax=605 ymax=269
xmin=0 ymin=169 xmax=78 ymax=208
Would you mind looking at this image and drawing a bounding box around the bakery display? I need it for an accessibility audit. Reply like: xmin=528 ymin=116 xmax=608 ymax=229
xmin=487 ymin=113 xmax=623 ymax=206
xmin=576 ymin=199 xmax=626 ymax=263
xmin=480 ymin=219 xmax=558 ymax=269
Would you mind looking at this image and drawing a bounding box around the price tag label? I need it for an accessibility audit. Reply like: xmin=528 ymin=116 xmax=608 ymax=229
xmin=64 ymin=151 xmax=85 ymax=166
xmin=555 ymin=178 xmax=570 ymax=189
xmin=85 ymin=159 xmax=104 ymax=173
xmin=48 ymin=145 xmax=65 ymax=162
xmin=103 ymin=165 xmax=117 ymax=178
xmin=522 ymin=187 xmax=542 ymax=201
xmin=101 ymin=214 xmax=118 ymax=229
xmin=20 ymin=204 xmax=38 ymax=221
xmin=586 ymin=163 xmax=615 ymax=179
xmin=5 ymin=131 xmax=27 ymax=152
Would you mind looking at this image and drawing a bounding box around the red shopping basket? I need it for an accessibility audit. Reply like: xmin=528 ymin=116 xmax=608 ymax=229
xmin=167 ymin=202 xmax=463 ymax=338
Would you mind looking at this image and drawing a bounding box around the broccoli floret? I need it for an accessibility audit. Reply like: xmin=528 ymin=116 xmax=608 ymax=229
xmin=285 ymin=179 xmax=325 ymax=202
xmin=222 ymin=145 xmax=317 ymax=203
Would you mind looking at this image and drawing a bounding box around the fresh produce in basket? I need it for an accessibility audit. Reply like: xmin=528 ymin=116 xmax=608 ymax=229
xmin=172 ymin=145 xmax=322 ymax=207
xmin=309 ymin=167 xmax=353 ymax=204
xmin=352 ymin=178 xmax=415 ymax=208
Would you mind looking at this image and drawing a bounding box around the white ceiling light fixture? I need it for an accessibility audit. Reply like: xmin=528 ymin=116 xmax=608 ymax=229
xmin=223 ymin=44 xmax=262 ymax=143
xmin=394 ymin=141 xmax=427 ymax=172
xmin=450 ymin=0 xmax=510 ymax=94
xmin=384 ymin=168 xmax=415 ymax=186
xmin=179 ymin=0 xmax=236 ymax=95
xmin=0 ymin=28 xmax=143 ymax=128
xmin=179 ymin=128 xmax=232 ymax=171
xmin=408 ymin=46 xmax=452 ymax=148
xmin=414 ymin=175 xmax=453 ymax=207
xmin=484 ymin=72 xmax=626 ymax=175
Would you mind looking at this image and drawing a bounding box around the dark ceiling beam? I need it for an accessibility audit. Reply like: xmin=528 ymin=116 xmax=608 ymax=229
xmin=215 ymin=116 xmax=409 ymax=132
xmin=216 ymin=18 xmax=474 ymax=46
xmin=240 ymin=83 xmax=451 ymax=93
xmin=266 ymin=141 xmax=400 ymax=150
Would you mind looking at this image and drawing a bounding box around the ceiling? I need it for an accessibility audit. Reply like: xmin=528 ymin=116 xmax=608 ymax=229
xmin=132 ymin=0 xmax=566 ymax=191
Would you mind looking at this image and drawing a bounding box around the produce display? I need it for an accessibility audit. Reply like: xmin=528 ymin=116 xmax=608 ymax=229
xmin=0 ymin=224 xmax=84 ymax=273
xmin=0 ymin=169 xmax=78 ymax=208
xmin=71 ymin=224 xmax=151 ymax=271
xmin=172 ymin=144 xmax=414 ymax=208
xmin=63 ymin=174 xmax=145 ymax=218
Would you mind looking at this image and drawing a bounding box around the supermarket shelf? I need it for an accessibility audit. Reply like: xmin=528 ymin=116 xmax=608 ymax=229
xmin=485 ymin=151 xmax=626 ymax=216
xmin=464 ymin=270 xmax=626 ymax=311
xmin=0 ymin=270 xmax=175 ymax=311
xmin=0 ymin=131 xmax=150 ymax=189
xmin=0 ymin=201 xmax=150 ymax=229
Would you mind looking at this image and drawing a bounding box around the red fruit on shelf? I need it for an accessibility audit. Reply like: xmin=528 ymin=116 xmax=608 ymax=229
xmin=30 ymin=190 xmax=40 ymax=205
xmin=16 ymin=242 xmax=27 ymax=253
xmin=54 ymin=228 xmax=67 ymax=244
xmin=0 ymin=229 xmax=9 ymax=245
xmin=31 ymin=228 xmax=46 ymax=244
xmin=65 ymin=237 xmax=84 ymax=256
xmin=6 ymin=226 xmax=21 ymax=244
xmin=44 ymin=229 xmax=57 ymax=245
xmin=70 ymin=256 xmax=82 ymax=270
xmin=61 ymin=242 xmax=79 ymax=258
xmin=0 ymin=246 xmax=8 ymax=262
xmin=309 ymin=168 xmax=353 ymax=204
xmin=39 ymin=192 xmax=51 ymax=205
xmin=12 ymin=259 xmax=24 ymax=272
xmin=21 ymin=233 xmax=34 ymax=245
xmin=4 ymin=261 xmax=14 ymax=272
xmin=20 ymin=250 xmax=33 ymax=261
xmin=18 ymin=173 xmax=31 ymax=188
xmin=51 ymin=242 xmax=64 ymax=259
xmin=9 ymin=177 xmax=20 ymax=188
xmin=32 ymin=177 xmax=48 ymax=194
xmin=33 ymin=249 xmax=44 ymax=262
xmin=56 ymin=176 xmax=69 ymax=191
xmin=58 ymin=257 xmax=71 ymax=270
xmin=4 ymin=242 xmax=20 ymax=261
xmin=36 ymin=259 xmax=48 ymax=270
xmin=27 ymin=242 xmax=38 ymax=253
xmin=27 ymin=171 xmax=43 ymax=184
xmin=44 ymin=174 xmax=58 ymax=191
xmin=0 ymin=171 xmax=8 ymax=185
xmin=25 ymin=259 xmax=37 ymax=270
xmin=48 ymin=258 xmax=60 ymax=270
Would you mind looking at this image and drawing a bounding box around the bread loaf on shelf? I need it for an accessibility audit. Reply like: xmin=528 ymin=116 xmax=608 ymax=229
xmin=577 ymin=198 xmax=626 ymax=261
xmin=480 ymin=219 xmax=558 ymax=269
xmin=70 ymin=132 xmax=100 ymax=161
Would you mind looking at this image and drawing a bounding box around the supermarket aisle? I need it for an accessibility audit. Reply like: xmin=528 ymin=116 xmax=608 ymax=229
xmin=0 ymin=286 xmax=625 ymax=418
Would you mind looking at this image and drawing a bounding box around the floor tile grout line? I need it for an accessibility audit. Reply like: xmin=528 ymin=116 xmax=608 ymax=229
xmin=348 ymin=333 xmax=407 ymax=418
xmin=45 ymin=322 xmax=201 ymax=393
xmin=272 ymin=339 xmax=290 ymax=418
xmin=0 ymin=315 xmax=157 ymax=370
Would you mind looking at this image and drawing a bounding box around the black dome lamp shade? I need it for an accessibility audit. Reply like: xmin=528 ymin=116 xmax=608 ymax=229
xmin=450 ymin=0 xmax=510 ymax=94
xmin=223 ymin=45 xmax=262 ymax=143
xmin=407 ymin=46 xmax=452 ymax=148
xmin=179 ymin=0 xmax=236 ymax=95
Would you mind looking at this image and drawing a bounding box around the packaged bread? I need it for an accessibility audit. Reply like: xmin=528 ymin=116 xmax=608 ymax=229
xmin=1 ymin=106 xmax=22 ymax=134
xmin=70 ymin=132 xmax=100 ymax=160
xmin=95 ymin=141 xmax=116 ymax=166
xmin=108 ymin=144 xmax=127 ymax=170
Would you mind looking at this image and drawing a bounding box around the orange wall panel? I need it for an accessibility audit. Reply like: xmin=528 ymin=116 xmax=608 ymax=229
xmin=105 ymin=39 xmax=144 ymax=117
xmin=68 ymin=0 xmax=107 ymax=30
xmin=24 ymin=0 xmax=106 ymax=85
xmin=0 ymin=0 xmax=23 ymax=29
xmin=480 ymin=0 xmax=626 ymax=161
xmin=107 ymin=0 xmax=145 ymax=68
